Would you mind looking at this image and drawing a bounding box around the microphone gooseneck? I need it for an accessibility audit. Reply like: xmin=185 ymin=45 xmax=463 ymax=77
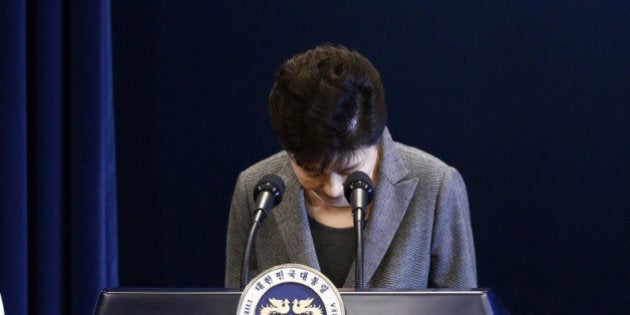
xmin=241 ymin=174 xmax=285 ymax=288
xmin=343 ymin=171 xmax=374 ymax=289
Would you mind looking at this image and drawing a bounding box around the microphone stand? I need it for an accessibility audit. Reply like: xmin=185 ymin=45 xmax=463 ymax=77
xmin=241 ymin=210 xmax=266 ymax=289
xmin=345 ymin=171 xmax=374 ymax=290
xmin=241 ymin=210 xmax=265 ymax=289
xmin=353 ymin=206 xmax=366 ymax=289
xmin=240 ymin=174 xmax=285 ymax=289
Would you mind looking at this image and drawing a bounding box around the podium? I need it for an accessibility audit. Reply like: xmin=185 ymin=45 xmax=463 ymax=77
xmin=93 ymin=288 xmax=509 ymax=314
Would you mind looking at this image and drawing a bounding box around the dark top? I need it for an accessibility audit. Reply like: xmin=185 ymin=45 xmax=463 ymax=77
xmin=308 ymin=216 xmax=356 ymax=287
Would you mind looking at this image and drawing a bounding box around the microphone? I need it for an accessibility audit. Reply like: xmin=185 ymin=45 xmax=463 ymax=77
xmin=241 ymin=174 xmax=285 ymax=288
xmin=252 ymin=174 xmax=285 ymax=224
xmin=344 ymin=171 xmax=374 ymax=289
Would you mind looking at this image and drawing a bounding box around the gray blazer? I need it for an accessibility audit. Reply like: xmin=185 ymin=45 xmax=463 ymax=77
xmin=224 ymin=129 xmax=477 ymax=289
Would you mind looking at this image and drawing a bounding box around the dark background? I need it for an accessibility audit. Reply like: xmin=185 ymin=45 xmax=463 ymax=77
xmin=112 ymin=1 xmax=628 ymax=313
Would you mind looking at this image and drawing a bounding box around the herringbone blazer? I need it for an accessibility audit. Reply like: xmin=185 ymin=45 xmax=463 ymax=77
xmin=224 ymin=129 xmax=477 ymax=289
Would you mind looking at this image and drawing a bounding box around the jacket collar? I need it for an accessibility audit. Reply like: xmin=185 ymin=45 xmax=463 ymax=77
xmin=272 ymin=157 xmax=321 ymax=269
xmin=346 ymin=128 xmax=419 ymax=286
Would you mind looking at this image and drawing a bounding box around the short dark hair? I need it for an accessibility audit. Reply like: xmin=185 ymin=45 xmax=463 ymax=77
xmin=269 ymin=44 xmax=387 ymax=172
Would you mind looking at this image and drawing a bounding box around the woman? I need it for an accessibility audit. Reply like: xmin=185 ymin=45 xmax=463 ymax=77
xmin=225 ymin=44 xmax=476 ymax=289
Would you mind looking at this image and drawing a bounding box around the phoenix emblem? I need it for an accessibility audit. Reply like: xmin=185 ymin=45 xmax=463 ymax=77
xmin=259 ymin=297 xmax=323 ymax=315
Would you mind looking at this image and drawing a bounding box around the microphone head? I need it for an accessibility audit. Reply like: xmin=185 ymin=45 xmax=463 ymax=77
xmin=253 ymin=174 xmax=285 ymax=206
xmin=343 ymin=171 xmax=374 ymax=204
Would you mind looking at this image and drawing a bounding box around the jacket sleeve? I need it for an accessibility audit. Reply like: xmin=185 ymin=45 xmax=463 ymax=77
xmin=429 ymin=167 xmax=478 ymax=288
xmin=224 ymin=172 xmax=252 ymax=289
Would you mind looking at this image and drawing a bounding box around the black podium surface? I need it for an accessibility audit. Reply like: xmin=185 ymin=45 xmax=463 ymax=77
xmin=94 ymin=288 xmax=509 ymax=314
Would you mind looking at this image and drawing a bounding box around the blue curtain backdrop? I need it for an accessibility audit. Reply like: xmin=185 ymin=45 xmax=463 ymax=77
xmin=0 ymin=1 xmax=118 ymax=314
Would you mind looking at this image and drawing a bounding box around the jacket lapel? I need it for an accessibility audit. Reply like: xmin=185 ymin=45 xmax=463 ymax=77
xmin=345 ymin=129 xmax=418 ymax=287
xmin=271 ymin=159 xmax=320 ymax=270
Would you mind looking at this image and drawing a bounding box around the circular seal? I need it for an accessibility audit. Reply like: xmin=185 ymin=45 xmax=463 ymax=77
xmin=237 ymin=264 xmax=345 ymax=315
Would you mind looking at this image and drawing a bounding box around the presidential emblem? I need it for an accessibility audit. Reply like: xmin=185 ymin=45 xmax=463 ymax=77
xmin=237 ymin=264 xmax=345 ymax=315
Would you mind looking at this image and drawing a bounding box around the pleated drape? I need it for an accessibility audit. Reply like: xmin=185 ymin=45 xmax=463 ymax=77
xmin=0 ymin=1 xmax=118 ymax=314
